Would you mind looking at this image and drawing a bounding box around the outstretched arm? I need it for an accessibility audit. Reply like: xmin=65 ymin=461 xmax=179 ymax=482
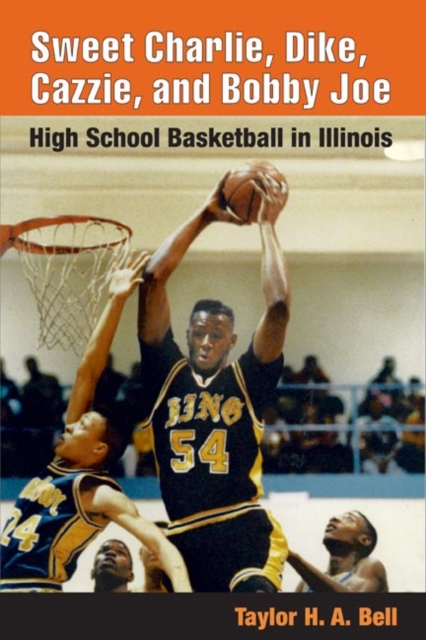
xmin=288 ymin=551 xmax=352 ymax=592
xmin=287 ymin=550 xmax=388 ymax=593
xmin=139 ymin=543 xmax=168 ymax=592
xmin=138 ymin=173 xmax=245 ymax=345
xmin=66 ymin=251 xmax=150 ymax=423
xmin=83 ymin=484 xmax=192 ymax=592
xmin=252 ymin=173 xmax=291 ymax=363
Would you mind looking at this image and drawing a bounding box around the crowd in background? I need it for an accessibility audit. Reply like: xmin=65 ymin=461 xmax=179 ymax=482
xmin=262 ymin=355 xmax=425 ymax=475
xmin=1 ymin=354 xmax=424 ymax=478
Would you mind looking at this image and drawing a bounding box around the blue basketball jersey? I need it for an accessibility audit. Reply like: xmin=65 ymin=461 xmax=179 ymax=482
xmin=304 ymin=571 xmax=354 ymax=592
xmin=0 ymin=461 xmax=122 ymax=592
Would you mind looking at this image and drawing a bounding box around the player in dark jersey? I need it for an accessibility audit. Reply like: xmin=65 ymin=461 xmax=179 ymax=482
xmin=288 ymin=510 xmax=389 ymax=592
xmin=137 ymin=170 xmax=291 ymax=592
xmin=0 ymin=251 xmax=191 ymax=593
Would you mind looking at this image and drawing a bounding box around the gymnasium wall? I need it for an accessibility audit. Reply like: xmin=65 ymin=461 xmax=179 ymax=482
xmin=1 ymin=253 xmax=424 ymax=387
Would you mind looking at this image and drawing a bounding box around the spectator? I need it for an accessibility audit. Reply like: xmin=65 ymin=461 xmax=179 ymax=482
xmin=91 ymin=354 xmax=132 ymax=478
xmin=116 ymin=362 xmax=148 ymax=478
xmin=132 ymin=423 xmax=158 ymax=477
xmin=117 ymin=362 xmax=146 ymax=425
xmin=275 ymin=364 xmax=301 ymax=424
xmin=295 ymin=355 xmax=330 ymax=385
xmin=0 ymin=358 xmax=22 ymax=426
xmin=21 ymin=356 xmax=64 ymax=429
xmin=93 ymin=353 xmax=128 ymax=411
xmin=319 ymin=394 xmax=346 ymax=424
xmin=371 ymin=357 xmax=402 ymax=388
xmin=20 ymin=356 xmax=65 ymax=474
xmin=406 ymin=376 xmax=425 ymax=414
xmin=294 ymin=355 xmax=331 ymax=406
xmin=359 ymin=357 xmax=409 ymax=421
xmin=261 ymin=405 xmax=287 ymax=474
xmin=1 ymin=358 xmax=23 ymax=477
xmin=299 ymin=401 xmax=353 ymax=474
xmin=356 ymin=397 xmax=403 ymax=474
xmin=394 ymin=395 xmax=425 ymax=473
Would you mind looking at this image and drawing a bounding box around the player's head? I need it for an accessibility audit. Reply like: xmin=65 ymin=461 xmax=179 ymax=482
xmin=381 ymin=356 xmax=396 ymax=376
xmin=304 ymin=355 xmax=318 ymax=371
xmin=187 ymin=299 xmax=237 ymax=377
xmin=24 ymin=356 xmax=39 ymax=375
xmin=190 ymin=299 xmax=235 ymax=327
xmin=367 ymin=396 xmax=386 ymax=419
xmin=323 ymin=511 xmax=378 ymax=558
xmin=55 ymin=405 xmax=130 ymax=470
xmin=91 ymin=539 xmax=134 ymax=592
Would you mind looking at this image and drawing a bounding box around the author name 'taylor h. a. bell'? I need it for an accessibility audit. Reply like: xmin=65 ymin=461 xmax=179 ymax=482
xmin=234 ymin=605 xmax=398 ymax=630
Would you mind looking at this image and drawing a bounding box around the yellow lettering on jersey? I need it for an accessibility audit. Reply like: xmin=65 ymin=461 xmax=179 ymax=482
xmin=19 ymin=476 xmax=67 ymax=516
xmin=165 ymin=392 xmax=245 ymax=429
xmin=1 ymin=508 xmax=42 ymax=552
xmin=199 ymin=429 xmax=229 ymax=472
xmin=170 ymin=430 xmax=195 ymax=472
xmin=166 ymin=397 xmax=181 ymax=427
xmin=20 ymin=476 xmax=51 ymax=499
xmin=170 ymin=429 xmax=229 ymax=474
xmin=195 ymin=392 xmax=223 ymax=423
xmin=221 ymin=397 xmax=244 ymax=426
xmin=38 ymin=485 xmax=67 ymax=515
xmin=179 ymin=394 xmax=196 ymax=423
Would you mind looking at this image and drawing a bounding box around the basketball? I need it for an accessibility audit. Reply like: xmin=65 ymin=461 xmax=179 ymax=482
xmin=222 ymin=160 xmax=288 ymax=223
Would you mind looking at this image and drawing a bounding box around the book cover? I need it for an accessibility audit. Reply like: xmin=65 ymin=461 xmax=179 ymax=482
xmin=1 ymin=1 xmax=424 ymax=637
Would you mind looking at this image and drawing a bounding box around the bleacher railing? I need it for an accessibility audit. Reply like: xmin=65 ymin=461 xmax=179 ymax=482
xmin=268 ymin=382 xmax=425 ymax=474
xmin=1 ymin=382 xmax=424 ymax=476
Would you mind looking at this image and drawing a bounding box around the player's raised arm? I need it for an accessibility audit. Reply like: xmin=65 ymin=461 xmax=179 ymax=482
xmin=137 ymin=172 xmax=245 ymax=345
xmin=252 ymin=172 xmax=291 ymax=363
xmin=82 ymin=483 xmax=192 ymax=592
xmin=66 ymin=251 xmax=150 ymax=424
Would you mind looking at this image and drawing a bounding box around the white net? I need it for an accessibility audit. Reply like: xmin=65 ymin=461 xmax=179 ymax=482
xmin=15 ymin=217 xmax=131 ymax=355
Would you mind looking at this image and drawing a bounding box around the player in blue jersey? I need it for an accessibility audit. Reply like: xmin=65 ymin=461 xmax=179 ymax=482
xmin=288 ymin=510 xmax=389 ymax=592
xmin=137 ymin=170 xmax=291 ymax=592
xmin=0 ymin=250 xmax=192 ymax=593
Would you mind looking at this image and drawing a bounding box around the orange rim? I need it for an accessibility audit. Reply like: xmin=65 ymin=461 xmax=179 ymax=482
xmin=0 ymin=215 xmax=132 ymax=256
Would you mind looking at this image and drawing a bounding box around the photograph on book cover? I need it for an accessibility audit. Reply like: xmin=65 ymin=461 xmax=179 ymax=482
xmin=0 ymin=1 xmax=425 ymax=635
xmin=1 ymin=114 xmax=424 ymax=598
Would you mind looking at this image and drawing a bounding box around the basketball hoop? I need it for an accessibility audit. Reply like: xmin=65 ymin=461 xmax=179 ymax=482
xmin=2 ymin=215 xmax=132 ymax=355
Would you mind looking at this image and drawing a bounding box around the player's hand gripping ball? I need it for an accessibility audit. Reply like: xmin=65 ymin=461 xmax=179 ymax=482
xmin=222 ymin=160 xmax=288 ymax=223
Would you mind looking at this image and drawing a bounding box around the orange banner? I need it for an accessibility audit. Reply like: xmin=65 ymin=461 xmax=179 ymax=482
xmin=1 ymin=0 xmax=425 ymax=115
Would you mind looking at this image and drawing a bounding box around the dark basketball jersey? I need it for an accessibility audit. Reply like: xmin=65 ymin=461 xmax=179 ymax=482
xmin=138 ymin=330 xmax=283 ymax=522
xmin=0 ymin=462 xmax=122 ymax=592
